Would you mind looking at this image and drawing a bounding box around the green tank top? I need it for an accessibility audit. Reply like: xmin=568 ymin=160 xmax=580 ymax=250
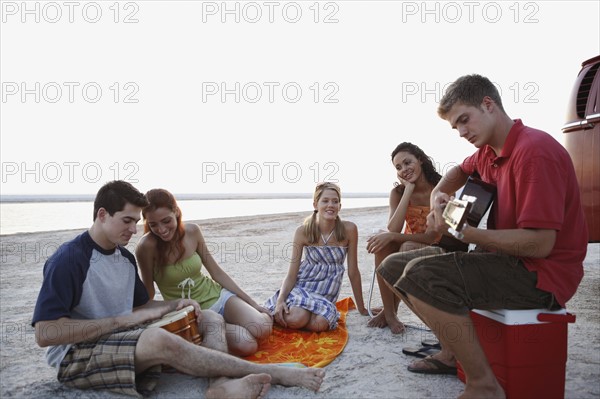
xmin=153 ymin=252 xmax=222 ymax=309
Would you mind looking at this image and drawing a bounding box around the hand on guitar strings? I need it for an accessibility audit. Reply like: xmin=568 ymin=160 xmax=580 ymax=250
xmin=429 ymin=192 xmax=452 ymax=233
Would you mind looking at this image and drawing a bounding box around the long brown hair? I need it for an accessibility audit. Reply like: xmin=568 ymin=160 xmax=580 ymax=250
xmin=142 ymin=189 xmax=186 ymax=268
xmin=391 ymin=142 xmax=442 ymax=189
xmin=303 ymin=182 xmax=346 ymax=245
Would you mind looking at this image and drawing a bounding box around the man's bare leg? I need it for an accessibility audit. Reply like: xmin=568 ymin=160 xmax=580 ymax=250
xmin=199 ymin=310 xmax=270 ymax=395
xmin=406 ymin=294 xmax=504 ymax=399
xmin=135 ymin=329 xmax=325 ymax=391
xmin=205 ymin=374 xmax=271 ymax=399
xmin=379 ymin=263 xmax=456 ymax=365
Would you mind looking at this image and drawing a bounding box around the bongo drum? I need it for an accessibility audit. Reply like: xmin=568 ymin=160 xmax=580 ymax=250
xmin=147 ymin=305 xmax=202 ymax=345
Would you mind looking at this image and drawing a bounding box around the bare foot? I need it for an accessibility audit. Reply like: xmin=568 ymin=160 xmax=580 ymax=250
xmin=459 ymin=379 xmax=505 ymax=399
xmin=269 ymin=366 xmax=326 ymax=391
xmin=369 ymin=306 xmax=383 ymax=315
xmin=408 ymin=350 xmax=456 ymax=371
xmin=367 ymin=311 xmax=405 ymax=334
xmin=367 ymin=310 xmax=387 ymax=327
xmin=206 ymin=374 xmax=271 ymax=399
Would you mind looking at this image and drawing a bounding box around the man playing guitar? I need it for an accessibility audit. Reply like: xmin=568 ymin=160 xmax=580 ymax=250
xmin=377 ymin=74 xmax=588 ymax=398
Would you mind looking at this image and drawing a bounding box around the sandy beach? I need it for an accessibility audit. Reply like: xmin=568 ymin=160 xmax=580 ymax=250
xmin=1 ymin=206 xmax=598 ymax=398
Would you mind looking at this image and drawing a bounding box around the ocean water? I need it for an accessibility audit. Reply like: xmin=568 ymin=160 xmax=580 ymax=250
xmin=0 ymin=196 xmax=388 ymax=235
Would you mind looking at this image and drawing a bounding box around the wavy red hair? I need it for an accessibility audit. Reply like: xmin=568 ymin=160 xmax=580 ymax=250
xmin=142 ymin=189 xmax=186 ymax=268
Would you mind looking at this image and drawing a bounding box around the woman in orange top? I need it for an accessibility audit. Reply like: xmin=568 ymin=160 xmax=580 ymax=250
xmin=366 ymin=142 xmax=442 ymax=334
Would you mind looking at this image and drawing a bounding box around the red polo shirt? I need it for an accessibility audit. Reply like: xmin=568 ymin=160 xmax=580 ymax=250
xmin=461 ymin=119 xmax=587 ymax=307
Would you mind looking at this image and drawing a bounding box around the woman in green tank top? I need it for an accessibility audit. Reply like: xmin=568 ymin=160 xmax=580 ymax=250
xmin=136 ymin=189 xmax=273 ymax=357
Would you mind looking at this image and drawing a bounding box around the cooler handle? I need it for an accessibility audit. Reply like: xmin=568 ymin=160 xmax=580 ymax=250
xmin=537 ymin=312 xmax=576 ymax=323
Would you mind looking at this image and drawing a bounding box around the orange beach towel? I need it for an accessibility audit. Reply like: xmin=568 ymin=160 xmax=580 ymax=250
xmin=244 ymin=297 xmax=355 ymax=368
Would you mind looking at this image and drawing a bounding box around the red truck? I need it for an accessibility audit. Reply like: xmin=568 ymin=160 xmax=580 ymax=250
xmin=563 ymin=55 xmax=600 ymax=242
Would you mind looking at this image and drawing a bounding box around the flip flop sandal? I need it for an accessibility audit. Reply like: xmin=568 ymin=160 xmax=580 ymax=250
xmin=421 ymin=339 xmax=441 ymax=349
xmin=401 ymin=346 xmax=441 ymax=358
xmin=407 ymin=356 xmax=457 ymax=375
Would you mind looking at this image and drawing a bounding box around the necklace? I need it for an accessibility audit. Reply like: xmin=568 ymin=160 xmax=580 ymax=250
xmin=321 ymin=229 xmax=335 ymax=245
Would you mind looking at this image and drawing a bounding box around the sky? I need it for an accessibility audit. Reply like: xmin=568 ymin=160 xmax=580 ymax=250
xmin=1 ymin=0 xmax=599 ymax=196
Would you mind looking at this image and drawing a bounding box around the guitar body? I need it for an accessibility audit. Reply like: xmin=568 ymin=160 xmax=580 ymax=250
xmin=443 ymin=198 xmax=473 ymax=232
xmin=437 ymin=176 xmax=496 ymax=252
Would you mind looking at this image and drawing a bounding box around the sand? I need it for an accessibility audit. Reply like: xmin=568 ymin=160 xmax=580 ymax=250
xmin=1 ymin=207 xmax=599 ymax=398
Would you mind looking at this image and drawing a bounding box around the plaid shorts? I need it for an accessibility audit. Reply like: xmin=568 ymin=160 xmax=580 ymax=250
xmin=57 ymin=328 xmax=161 ymax=398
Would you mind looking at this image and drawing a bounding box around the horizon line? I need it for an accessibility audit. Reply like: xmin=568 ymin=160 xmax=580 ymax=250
xmin=0 ymin=192 xmax=389 ymax=203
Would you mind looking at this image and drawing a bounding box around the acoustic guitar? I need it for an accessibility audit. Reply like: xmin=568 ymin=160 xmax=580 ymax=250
xmin=437 ymin=176 xmax=496 ymax=251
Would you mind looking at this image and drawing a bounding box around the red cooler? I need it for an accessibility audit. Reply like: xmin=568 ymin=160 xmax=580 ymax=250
xmin=457 ymin=308 xmax=576 ymax=399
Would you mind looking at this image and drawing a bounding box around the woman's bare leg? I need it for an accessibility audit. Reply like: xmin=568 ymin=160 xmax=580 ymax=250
xmin=368 ymin=242 xmax=405 ymax=333
xmin=223 ymin=297 xmax=273 ymax=356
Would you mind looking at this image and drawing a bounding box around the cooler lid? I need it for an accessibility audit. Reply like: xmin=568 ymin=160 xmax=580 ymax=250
xmin=472 ymin=308 xmax=567 ymax=325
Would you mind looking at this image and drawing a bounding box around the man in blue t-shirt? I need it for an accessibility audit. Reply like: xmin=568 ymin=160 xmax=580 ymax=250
xmin=32 ymin=180 xmax=324 ymax=398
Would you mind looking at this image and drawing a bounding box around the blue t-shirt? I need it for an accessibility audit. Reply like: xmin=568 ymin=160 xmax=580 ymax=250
xmin=32 ymin=231 xmax=149 ymax=367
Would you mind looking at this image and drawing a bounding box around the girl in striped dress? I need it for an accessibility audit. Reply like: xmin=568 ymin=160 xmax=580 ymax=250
xmin=265 ymin=182 xmax=368 ymax=331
